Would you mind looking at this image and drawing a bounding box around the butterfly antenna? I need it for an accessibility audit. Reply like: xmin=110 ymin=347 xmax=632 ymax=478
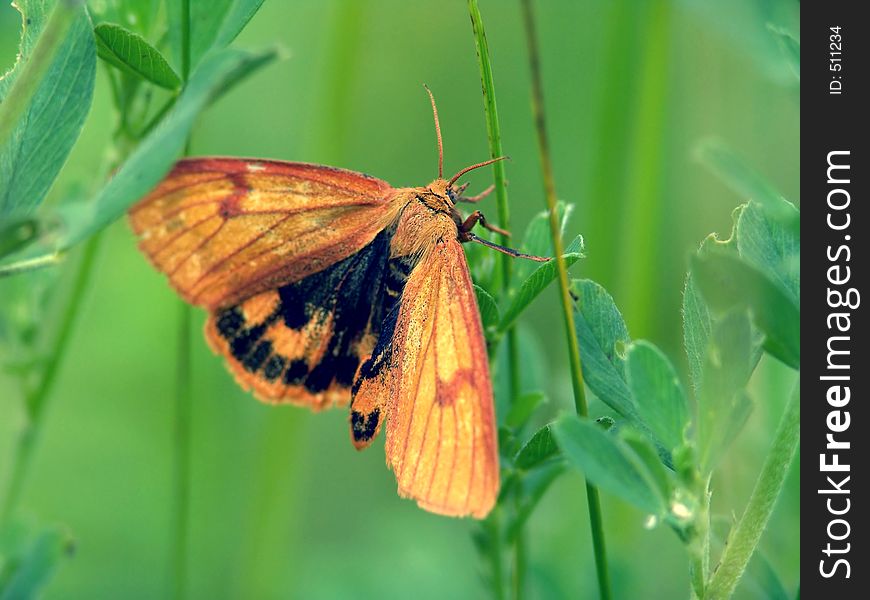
xmin=423 ymin=84 xmax=444 ymax=178
xmin=448 ymin=156 xmax=508 ymax=187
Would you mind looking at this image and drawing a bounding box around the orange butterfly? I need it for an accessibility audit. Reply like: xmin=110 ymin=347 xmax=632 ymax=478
xmin=129 ymin=89 xmax=546 ymax=518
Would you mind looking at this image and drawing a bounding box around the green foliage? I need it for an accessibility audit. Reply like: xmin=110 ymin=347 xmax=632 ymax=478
xmin=768 ymin=24 xmax=800 ymax=81
xmin=514 ymin=424 xmax=558 ymax=471
xmin=0 ymin=519 xmax=74 ymax=600
xmin=695 ymin=309 xmax=756 ymax=473
xmin=560 ymin=196 xmax=799 ymax=595
xmin=570 ymin=279 xmax=634 ymax=419
xmin=473 ymin=284 xmax=500 ymax=335
xmin=169 ymin=0 xmax=266 ymax=71
xmin=95 ymin=23 xmax=181 ymax=89
xmin=513 ymin=201 xmax=572 ymax=284
xmin=505 ymin=391 xmax=547 ymax=430
xmin=695 ymin=139 xmax=799 ymax=233
xmin=60 ymin=47 xmax=278 ymax=249
xmin=553 ymin=415 xmax=666 ymax=517
xmin=625 ymin=341 xmax=689 ymax=453
xmin=0 ymin=0 xmax=95 ymax=222
xmin=497 ymin=235 xmax=584 ymax=333
xmin=691 ymin=250 xmax=799 ymax=369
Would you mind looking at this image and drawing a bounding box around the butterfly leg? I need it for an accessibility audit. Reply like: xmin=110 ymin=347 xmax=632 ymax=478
xmin=459 ymin=210 xmax=511 ymax=238
xmin=456 ymin=184 xmax=495 ymax=204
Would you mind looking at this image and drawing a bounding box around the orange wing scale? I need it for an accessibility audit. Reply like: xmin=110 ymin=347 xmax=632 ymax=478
xmin=130 ymin=158 xmax=399 ymax=310
xmin=351 ymin=239 xmax=499 ymax=518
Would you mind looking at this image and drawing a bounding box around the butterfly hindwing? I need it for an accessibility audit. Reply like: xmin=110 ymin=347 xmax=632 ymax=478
xmin=351 ymin=238 xmax=499 ymax=518
xmin=130 ymin=157 xmax=401 ymax=310
xmin=205 ymin=226 xmax=415 ymax=409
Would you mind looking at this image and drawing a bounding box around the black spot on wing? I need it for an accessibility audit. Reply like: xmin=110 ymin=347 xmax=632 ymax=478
xmin=244 ymin=340 xmax=272 ymax=372
xmin=215 ymin=226 xmax=417 ymax=395
xmin=216 ymin=307 xmax=244 ymax=338
xmin=284 ymin=359 xmax=308 ymax=385
xmin=263 ymin=355 xmax=286 ymax=382
xmin=351 ymin=407 xmax=380 ymax=442
xmin=351 ymin=293 xmax=402 ymax=398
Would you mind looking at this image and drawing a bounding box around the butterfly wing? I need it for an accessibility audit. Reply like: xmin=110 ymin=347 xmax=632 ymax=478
xmin=351 ymin=238 xmax=498 ymax=518
xmin=130 ymin=157 xmax=400 ymax=310
xmin=203 ymin=227 xmax=415 ymax=409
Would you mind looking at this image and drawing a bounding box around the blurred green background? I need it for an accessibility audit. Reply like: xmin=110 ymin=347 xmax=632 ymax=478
xmin=0 ymin=0 xmax=799 ymax=598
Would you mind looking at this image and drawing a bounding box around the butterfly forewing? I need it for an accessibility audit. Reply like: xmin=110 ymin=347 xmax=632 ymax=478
xmin=130 ymin=158 xmax=400 ymax=310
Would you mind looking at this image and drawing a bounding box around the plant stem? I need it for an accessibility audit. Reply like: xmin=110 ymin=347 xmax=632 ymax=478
xmin=519 ymin=1 xmax=611 ymax=598
xmin=170 ymin=6 xmax=193 ymax=598
xmin=484 ymin=510 xmax=506 ymax=600
xmin=689 ymin=478 xmax=712 ymax=599
xmin=1 ymin=234 xmax=102 ymax=523
xmin=0 ymin=252 xmax=64 ymax=277
xmin=171 ymin=303 xmax=192 ymax=600
xmin=704 ymin=384 xmax=800 ymax=599
xmin=467 ymin=0 xmax=520 ymax=406
xmin=181 ymin=0 xmax=192 ymax=82
xmin=0 ymin=0 xmax=83 ymax=151
xmin=512 ymin=487 xmax=526 ymax=600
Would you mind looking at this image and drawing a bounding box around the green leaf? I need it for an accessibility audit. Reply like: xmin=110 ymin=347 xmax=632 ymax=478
xmin=497 ymin=235 xmax=584 ymax=332
xmin=683 ymin=207 xmax=742 ymax=394
xmin=0 ymin=520 xmax=74 ymax=600
xmin=514 ymin=424 xmax=559 ymax=470
xmin=473 ymin=284 xmax=499 ymax=333
xmin=711 ymin=517 xmax=790 ymax=600
xmin=553 ymin=415 xmax=666 ymax=516
xmin=696 ymin=309 xmax=756 ymax=472
xmin=505 ymin=391 xmax=547 ymax=430
xmin=0 ymin=0 xmax=96 ymax=221
xmin=682 ymin=273 xmax=712 ymax=396
xmin=625 ymin=341 xmax=689 ymax=452
xmin=691 ymin=250 xmax=799 ymax=369
xmin=768 ymin=24 xmax=799 ymax=81
xmin=43 ymin=47 xmax=279 ymax=250
xmin=620 ymin=428 xmax=673 ymax=507
xmin=0 ymin=218 xmax=40 ymax=259
xmin=513 ymin=201 xmax=573 ymax=284
xmin=506 ymin=463 xmax=564 ymax=542
xmin=695 ymin=139 xmax=799 ymax=232
xmin=169 ymin=0 xmax=266 ymax=73
xmin=570 ymin=279 xmax=634 ymax=419
xmin=94 ymin=23 xmax=181 ymax=90
xmin=464 ymin=235 xmax=497 ymax=294
xmin=737 ymin=201 xmax=800 ymax=306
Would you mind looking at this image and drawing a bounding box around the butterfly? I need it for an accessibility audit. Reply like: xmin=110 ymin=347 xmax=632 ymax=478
xmin=129 ymin=88 xmax=547 ymax=518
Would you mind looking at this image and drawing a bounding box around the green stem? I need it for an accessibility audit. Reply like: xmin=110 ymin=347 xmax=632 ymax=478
xmin=171 ymin=303 xmax=192 ymax=600
xmin=0 ymin=252 xmax=64 ymax=277
xmin=467 ymin=1 xmax=520 ymax=405
xmin=170 ymin=6 xmax=193 ymax=598
xmin=689 ymin=478 xmax=712 ymax=599
xmin=1 ymin=234 xmax=102 ymax=523
xmin=519 ymin=1 xmax=611 ymax=598
xmin=180 ymin=0 xmax=192 ymax=82
xmin=704 ymin=384 xmax=800 ymax=599
xmin=512 ymin=486 xmax=526 ymax=600
xmin=0 ymin=0 xmax=83 ymax=150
